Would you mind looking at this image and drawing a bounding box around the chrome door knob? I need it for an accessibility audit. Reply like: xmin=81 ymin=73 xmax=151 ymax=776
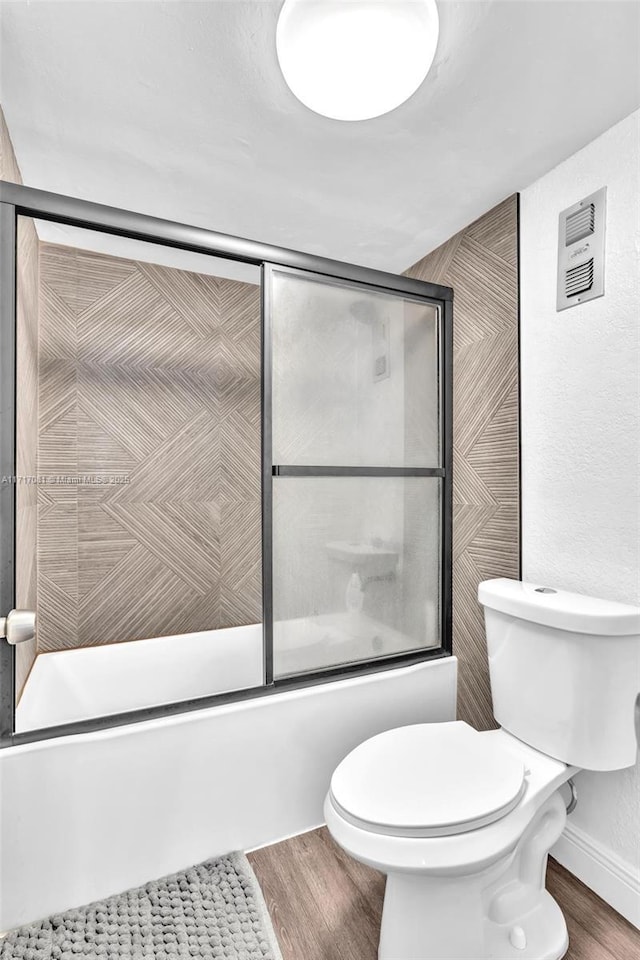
xmin=0 ymin=609 xmax=36 ymax=645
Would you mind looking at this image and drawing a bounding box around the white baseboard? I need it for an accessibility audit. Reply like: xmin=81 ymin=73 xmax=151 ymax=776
xmin=552 ymin=821 xmax=640 ymax=929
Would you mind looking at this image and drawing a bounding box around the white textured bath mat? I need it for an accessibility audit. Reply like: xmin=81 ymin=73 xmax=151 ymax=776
xmin=0 ymin=852 xmax=283 ymax=960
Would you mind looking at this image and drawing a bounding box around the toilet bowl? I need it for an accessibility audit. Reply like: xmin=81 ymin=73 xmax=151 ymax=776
xmin=325 ymin=579 xmax=640 ymax=960
xmin=325 ymin=723 xmax=576 ymax=959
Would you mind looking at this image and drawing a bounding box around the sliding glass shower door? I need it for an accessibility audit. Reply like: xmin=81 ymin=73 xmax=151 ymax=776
xmin=1 ymin=180 xmax=451 ymax=745
xmin=264 ymin=266 xmax=446 ymax=679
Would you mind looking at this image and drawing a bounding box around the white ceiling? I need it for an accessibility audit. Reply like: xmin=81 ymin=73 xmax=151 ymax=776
xmin=1 ymin=0 xmax=639 ymax=274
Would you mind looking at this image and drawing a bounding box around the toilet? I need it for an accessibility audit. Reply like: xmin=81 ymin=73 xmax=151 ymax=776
xmin=324 ymin=578 xmax=640 ymax=960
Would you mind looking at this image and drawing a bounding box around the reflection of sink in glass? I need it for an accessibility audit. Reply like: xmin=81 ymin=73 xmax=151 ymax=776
xmin=326 ymin=541 xmax=398 ymax=579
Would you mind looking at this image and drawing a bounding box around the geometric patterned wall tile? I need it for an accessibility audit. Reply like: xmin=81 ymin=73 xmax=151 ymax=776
xmin=102 ymin=501 xmax=221 ymax=595
xmin=221 ymin=411 xmax=261 ymax=503
xmin=76 ymin=271 xmax=193 ymax=368
xmin=467 ymin=383 xmax=519 ymax=463
xmin=405 ymin=195 xmax=520 ymax=730
xmin=220 ymin=499 xmax=262 ymax=629
xmin=38 ymin=246 xmax=81 ymax=315
xmin=36 ymin=574 xmax=80 ymax=653
xmin=108 ymin=411 xmax=221 ymax=504
xmin=77 ymin=404 xmax=139 ymax=476
xmin=448 ymin=237 xmax=517 ymax=351
xmin=37 ymin=360 xmax=77 ymax=445
xmin=405 ymin=233 xmax=463 ymax=286
xmin=452 ymin=504 xmax=501 ymax=559
xmin=452 ymin=454 xmax=498 ymax=507
xmin=219 ymin=278 xmax=262 ymax=343
xmin=466 ymin=505 xmax=519 ymax=577
xmin=38 ymin=278 xmax=77 ymax=361
xmin=453 ymin=333 xmax=517 ymax=455
xmin=76 ymin=544 xmax=207 ymax=647
xmin=78 ymin=503 xmax=137 ymax=599
xmin=464 ymin=196 xmax=519 ymax=266
xmin=37 ymin=500 xmax=78 ymax=602
xmin=37 ymin=243 xmax=262 ymax=652
xmin=76 ymin=365 xmax=183 ymax=462
xmin=140 ymin=263 xmax=221 ymax=339
xmin=74 ymin=249 xmax=138 ymax=315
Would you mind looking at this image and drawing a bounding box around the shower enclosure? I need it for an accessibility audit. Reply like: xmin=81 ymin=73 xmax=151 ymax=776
xmin=0 ymin=180 xmax=453 ymax=746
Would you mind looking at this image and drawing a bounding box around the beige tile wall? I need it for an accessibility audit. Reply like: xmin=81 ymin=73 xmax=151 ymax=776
xmin=405 ymin=195 xmax=520 ymax=730
xmin=37 ymin=243 xmax=261 ymax=651
xmin=1 ymin=105 xmax=39 ymax=698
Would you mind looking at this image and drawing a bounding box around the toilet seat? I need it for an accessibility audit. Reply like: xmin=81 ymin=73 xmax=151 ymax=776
xmin=329 ymin=721 xmax=527 ymax=838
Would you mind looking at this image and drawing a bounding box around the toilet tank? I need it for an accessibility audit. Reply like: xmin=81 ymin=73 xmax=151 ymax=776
xmin=478 ymin=579 xmax=640 ymax=771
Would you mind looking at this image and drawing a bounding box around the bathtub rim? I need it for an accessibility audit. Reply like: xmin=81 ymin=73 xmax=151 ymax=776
xmin=2 ymin=645 xmax=453 ymax=749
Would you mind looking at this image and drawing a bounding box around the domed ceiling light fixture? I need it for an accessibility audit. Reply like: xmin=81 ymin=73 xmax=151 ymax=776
xmin=276 ymin=0 xmax=440 ymax=122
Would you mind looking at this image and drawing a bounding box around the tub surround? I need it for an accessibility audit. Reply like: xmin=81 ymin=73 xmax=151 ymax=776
xmin=404 ymin=195 xmax=520 ymax=731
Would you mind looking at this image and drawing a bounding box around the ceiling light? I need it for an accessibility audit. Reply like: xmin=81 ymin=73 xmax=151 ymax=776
xmin=276 ymin=0 xmax=440 ymax=122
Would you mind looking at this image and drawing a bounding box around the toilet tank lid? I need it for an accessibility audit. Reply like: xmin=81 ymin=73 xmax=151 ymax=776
xmin=478 ymin=579 xmax=640 ymax=636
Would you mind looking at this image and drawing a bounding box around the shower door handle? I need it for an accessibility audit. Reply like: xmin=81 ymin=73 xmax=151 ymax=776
xmin=0 ymin=609 xmax=36 ymax=645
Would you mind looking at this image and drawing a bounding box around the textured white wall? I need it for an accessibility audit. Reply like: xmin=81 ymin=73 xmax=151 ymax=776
xmin=520 ymin=111 xmax=640 ymax=878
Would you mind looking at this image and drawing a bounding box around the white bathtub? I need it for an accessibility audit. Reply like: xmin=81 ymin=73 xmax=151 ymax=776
xmin=16 ymin=624 xmax=264 ymax=731
xmin=16 ymin=614 xmax=437 ymax=731
xmin=1 ymin=645 xmax=457 ymax=932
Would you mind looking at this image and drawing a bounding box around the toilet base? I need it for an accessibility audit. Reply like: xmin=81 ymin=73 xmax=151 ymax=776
xmin=378 ymin=792 xmax=569 ymax=960
xmin=379 ymin=875 xmax=568 ymax=960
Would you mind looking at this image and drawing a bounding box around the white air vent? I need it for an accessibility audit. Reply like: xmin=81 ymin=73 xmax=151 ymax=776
xmin=557 ymin=187 xmax=606 ymax=311
xmin=565 ymin=258 xmax=594 ymax=298
xmin=565 ymin=204 xmax=595 ymax=246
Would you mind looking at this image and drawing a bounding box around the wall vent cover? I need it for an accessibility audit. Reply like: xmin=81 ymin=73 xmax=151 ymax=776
xmin=557 ymin=187 xmax=606 ymax=311
xmin=565 ymin=258 xmax=594 ymax=298
xmin=565 ymin=204 xmax=595 ymax=246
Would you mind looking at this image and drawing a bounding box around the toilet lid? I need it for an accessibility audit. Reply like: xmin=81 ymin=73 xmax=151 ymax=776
xmin=329 ymin=721 xmax=527 ymax=838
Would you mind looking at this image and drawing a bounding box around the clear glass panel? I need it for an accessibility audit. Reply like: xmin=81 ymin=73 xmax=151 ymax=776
xmin=271 ymin=270 xmax=440 ymax=467
xmin=14 ymin=218 xmax=264 ymax=731
xmin=273 ymin=476 xmax=440 ymax=678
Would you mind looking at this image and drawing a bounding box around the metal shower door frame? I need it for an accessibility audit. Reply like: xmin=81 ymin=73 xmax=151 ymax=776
xmin=262 ymin=262 xmax=452 ymax=685
xmin=0 ymin=179 xmax=453 ymax=747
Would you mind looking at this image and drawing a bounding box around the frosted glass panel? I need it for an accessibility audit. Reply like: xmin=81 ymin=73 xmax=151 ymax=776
xmin=271 ymin=272 xmax=440 ymax=467
xmin=273 ymin=477 xmax=440 ymax=678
